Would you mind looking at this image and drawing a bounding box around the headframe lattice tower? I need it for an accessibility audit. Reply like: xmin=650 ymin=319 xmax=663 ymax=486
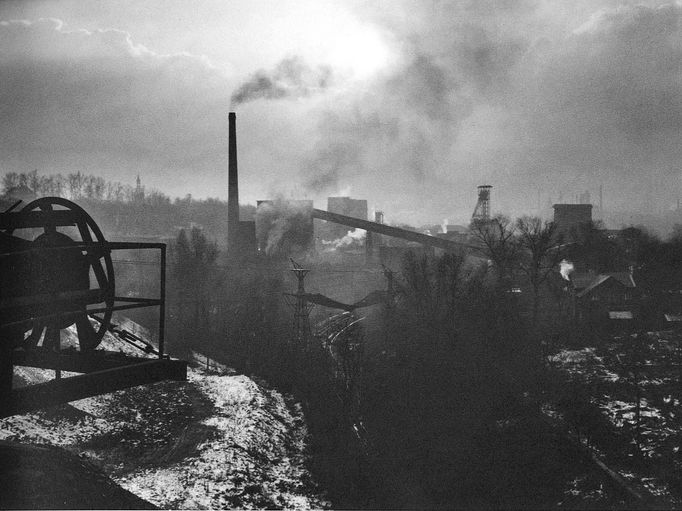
xmin=472 ymin=185 xmax=492 ymax=221
xmin=285 ymin=259 xmax=313 ymax=345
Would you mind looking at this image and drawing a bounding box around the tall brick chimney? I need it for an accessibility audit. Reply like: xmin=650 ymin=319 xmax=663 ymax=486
xmin=228 ymin=112 xmax=239 ymax=256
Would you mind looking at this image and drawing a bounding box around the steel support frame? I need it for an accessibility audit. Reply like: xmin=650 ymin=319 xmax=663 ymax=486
xmin=2 ymin=241 xmax=167 ymax=359
xmin=13 ymin=348 xmax=169 ymax=374
xmin=2 ymin=358 xmax=187 ymax=418
xmin=0 ymin=241 xmax=182 ymax=418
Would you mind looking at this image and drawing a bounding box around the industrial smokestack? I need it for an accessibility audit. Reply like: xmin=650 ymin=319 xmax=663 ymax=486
xmin=228 ymin=112 xmax=239 ymax=255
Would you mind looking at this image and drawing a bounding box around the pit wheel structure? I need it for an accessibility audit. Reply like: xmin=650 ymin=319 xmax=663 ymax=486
xmin=14 ymin=197 xmax=115 ymax=351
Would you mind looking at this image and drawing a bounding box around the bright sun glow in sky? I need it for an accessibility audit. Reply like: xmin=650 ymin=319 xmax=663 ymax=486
xmin=263 ymin=2 xmax=395 ymax=82
xmin=327 ymin=25 xmax=393 ymax=79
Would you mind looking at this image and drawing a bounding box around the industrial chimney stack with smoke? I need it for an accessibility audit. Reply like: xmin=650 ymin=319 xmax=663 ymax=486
xmin=228 ymin=112 xmax=239 ymax=257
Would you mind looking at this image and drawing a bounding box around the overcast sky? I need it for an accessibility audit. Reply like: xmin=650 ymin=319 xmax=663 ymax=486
xmin=2 ymin=0 xmax=682 ymax=224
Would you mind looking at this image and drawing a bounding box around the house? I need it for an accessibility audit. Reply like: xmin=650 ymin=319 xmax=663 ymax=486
xmin=573 ymin=271 xmax=638 ymax=330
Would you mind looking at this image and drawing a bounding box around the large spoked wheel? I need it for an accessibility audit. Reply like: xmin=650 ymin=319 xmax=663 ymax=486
xmin=20 ymin=197 xmax=115 ymax=351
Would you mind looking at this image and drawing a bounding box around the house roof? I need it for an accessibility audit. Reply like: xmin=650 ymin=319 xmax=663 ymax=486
xmin=576 ymin=272 xmax=636 ymax=298
xmin=576 ymin=274 xmax=611 ymax=297
xmin=571 ymin=272 xmax=596 ymax=290
xmin=606 ymin=272 xmax=636 ymax=288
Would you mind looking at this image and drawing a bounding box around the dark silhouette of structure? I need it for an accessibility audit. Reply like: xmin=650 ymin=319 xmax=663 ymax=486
xmin=228 ymin=112 xmax=240 ymax=258
xmin=553 ymin=203 xmax=593 ymax=236
xmin=227 ymin=112 xmax=256 ymax=259
xmin=312 ymin=208 xmax=474 ymax=252
xmin=0 ymin=197 xmax=186 ymax=418
xmin=284 ymin=260 xmax=313 ymax=344
xmin=472 ymin=185 xmax=492 ymax=221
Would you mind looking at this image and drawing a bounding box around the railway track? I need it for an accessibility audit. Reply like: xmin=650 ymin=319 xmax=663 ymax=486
xmin=536 ymin=407 xmax=657 ymax=509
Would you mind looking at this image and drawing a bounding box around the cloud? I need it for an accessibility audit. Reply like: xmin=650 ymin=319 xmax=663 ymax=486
xmin=3 ymin=4 xmax=682 ymax=227
xmin=297 ymin=1 xmax=682 ymax=221
xmin=517 ymin=4 xmax=682 ymax=189
xmin=0 ymin=18 xmax=231 ymax=197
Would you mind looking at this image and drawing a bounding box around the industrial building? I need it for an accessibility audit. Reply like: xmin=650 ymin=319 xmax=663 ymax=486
xmin=326 ymin=197 xmax=368 ymax=240
xmin=226 ymin=111 xmax=474 ymax=267
xmin=553 ymin=203 xmax=593 ymax=237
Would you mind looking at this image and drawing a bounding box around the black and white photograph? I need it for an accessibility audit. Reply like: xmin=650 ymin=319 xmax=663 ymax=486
xmin=2 ymin=0 xmax=682 ymax=508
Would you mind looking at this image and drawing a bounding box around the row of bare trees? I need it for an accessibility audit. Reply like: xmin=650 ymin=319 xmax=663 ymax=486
xmin=1 ymin=170 xmax=135 ymax=202
xmin=469 ymin=214 xmax=564 ymax=322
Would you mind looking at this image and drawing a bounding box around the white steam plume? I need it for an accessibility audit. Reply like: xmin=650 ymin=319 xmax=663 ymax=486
xmin=559 ymin=259 xmax=574 ymax=281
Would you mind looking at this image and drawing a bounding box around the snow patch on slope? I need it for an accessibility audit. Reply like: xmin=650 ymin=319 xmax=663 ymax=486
xmin=0 ymin=318 xmax=327 ymax=509
xmin=118 ymin=366 xmax=329 ymax=509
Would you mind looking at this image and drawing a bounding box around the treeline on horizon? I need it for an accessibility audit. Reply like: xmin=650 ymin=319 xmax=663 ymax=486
xmin=0 ymin=169 xmax=255 ymax=243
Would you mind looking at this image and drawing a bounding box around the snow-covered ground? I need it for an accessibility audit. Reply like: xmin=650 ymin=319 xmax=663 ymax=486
xmin=117 ymin=369 xmax=328 ymax=509
xmin=0 ymin=320 xmax=329 ymax=510
xmin=550 ymin=334 xmax=682 ymax=504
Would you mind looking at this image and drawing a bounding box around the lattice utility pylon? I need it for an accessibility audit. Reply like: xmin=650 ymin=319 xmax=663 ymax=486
xmin=472 ymin=185 xmax=492 ymax=221
xmin=285 ymin=258 xmax=314 ymax=345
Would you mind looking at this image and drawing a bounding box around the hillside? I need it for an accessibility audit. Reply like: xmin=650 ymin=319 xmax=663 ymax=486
xmin=0 ymin=321 xmax=328 ymax=509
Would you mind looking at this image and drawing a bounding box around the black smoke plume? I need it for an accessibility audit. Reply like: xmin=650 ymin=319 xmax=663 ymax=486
xmin=230 ymin=56 xmax=333 ymax=107
xmin=255 ymin=199 xmax=314 ymax=257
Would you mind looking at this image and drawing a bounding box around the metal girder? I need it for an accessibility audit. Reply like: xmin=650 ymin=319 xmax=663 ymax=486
xmin=0 ymin=210 xmax=80 ymax=230
xmin=311 ymin=208 xmax=477 ymax=251
xmin=13 ymin=348 xmax=164 ymax=373
xmin=0 ymin=289 xmax=106 ymax=312
xmin=2 ymin=358 xmax=187 ymax=418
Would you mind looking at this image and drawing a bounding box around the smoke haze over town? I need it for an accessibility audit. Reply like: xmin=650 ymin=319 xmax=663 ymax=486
xmin=2 ymin=0 xmax=682 ymax=225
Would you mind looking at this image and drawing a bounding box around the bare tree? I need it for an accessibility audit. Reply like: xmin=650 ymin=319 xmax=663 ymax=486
xmin=17 ymin=172 xmax=28 ymax=189
xmin=52 ymin=174 xmax=66 ymax=197
xmin=83 ymin=175 xmax=106 ymax=200
xmin=67 ymin=172 xmax=84 ymax=199
xmin=123 ymin=184 xmax=137 ymax=203
xmin=105 ymin=181 xmax=125 ymax=202
xmin=173 ymin=227 xmax=219 ymax=352
xmin=2 ymin=172 xmax=19 ymax=194
xmin=27 ymin=169 xmax=41 ymax=194
xmin=469 ymin=214 xmax=518 ymax=288
xmin=515 ymin=216 xmax=562 ymax=323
